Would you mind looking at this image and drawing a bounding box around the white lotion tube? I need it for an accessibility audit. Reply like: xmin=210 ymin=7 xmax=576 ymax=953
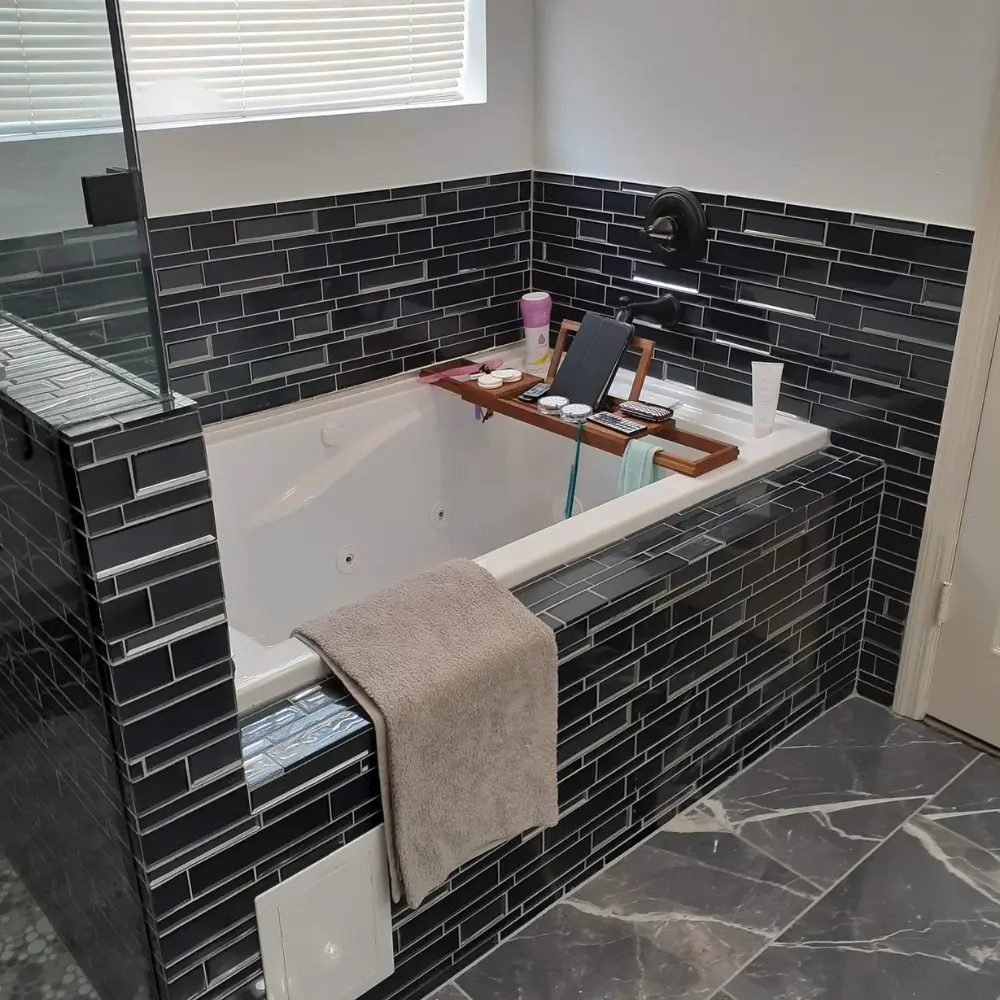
xmin=752 ymin=362 xmax=784 ymax=438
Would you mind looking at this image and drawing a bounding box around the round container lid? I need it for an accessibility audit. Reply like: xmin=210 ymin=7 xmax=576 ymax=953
xmin=561 ymin=403 xmax=593 ymax=424
xmin=477 ymin=374 xmax=503 ymax=389
xmin=494 ymin=369 xmax=523 ymax=383
xmin=538 ymin=395 xmax=569 ymax=413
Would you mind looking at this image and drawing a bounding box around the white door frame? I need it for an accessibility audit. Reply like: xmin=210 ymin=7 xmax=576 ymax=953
xmin=894 ymin=61 xmax=1000 ymax=719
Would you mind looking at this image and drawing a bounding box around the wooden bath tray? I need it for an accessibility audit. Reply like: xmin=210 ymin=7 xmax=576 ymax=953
xmin=421 ymin=320 xmax=739 ymax=477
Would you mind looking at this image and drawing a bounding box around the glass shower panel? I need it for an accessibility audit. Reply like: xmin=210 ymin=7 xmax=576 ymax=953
xmin=0 ymin=0 xmax=168 ymax=393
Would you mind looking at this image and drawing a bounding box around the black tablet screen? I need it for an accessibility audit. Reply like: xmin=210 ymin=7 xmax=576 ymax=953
xmin=549 ymin=313 xmax=633 ymax=410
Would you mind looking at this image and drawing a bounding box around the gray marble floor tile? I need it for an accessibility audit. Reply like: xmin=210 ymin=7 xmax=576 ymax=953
xmin=458 ymin=830 xmax=815 ymax=1000
xmin=425 ymin=986 xmax=471 ymax=1000
xmin=725 ymin=820 xmax=1000 ymax=1000
xmin=675 ymin=697 xmax=976 ymax=887
xmin=905 ymin=812 xmax=1000 ymax=905
xmin=919 ymin=752 xmax=1000 ymax=853
xmin=668 ymin=796 xmax=921 ymax=890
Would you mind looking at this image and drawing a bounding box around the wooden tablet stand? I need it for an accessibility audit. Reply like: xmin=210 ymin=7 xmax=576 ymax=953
xmin=421 ymin=320 xmax=739 ymax=477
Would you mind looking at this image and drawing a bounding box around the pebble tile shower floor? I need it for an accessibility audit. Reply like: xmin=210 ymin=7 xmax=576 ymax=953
xmin=426 ymin=696 xmax=1000 ymax=1000
xmin=0 ymin=855 xmax=97 ymax=1000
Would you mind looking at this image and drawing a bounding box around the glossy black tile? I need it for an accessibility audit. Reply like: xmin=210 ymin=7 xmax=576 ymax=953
xmin=829 ymin=262 xmax=922 ymax=302
xmin=709 ymin=241 xmax=786 ymax=275
xmin=433 ymin=218 xmax=496 ymax=247
xmin=189 ymin=222 xmax=237 ymax=251
xmin=458 ymin=183 xmax=521 ymax=211
xmin=744 ymin=212 xmax=825 ymax=244
xmin=326 ymin=233 xmax=399 ymax=265
xmin=77 ymin=458 xmax=134 ymax=510
xmin=132 ymin=438 xmax=207 ymax=490
xmin=704 ymin=307 xmax=777 ymax=345
xmin=738 ymin=283 xmax=817 ymax=317
xmin=542 ymin=183 xmax=604 ymax=210
xmin=872 ymin=230 xmax=973 ymax=270
xmin=120 ymin=681 xmax=237 ymax=760
xmin=862 ymin=308 xmax=957 ymax=348
xmin=111 ymin=646 xmax=175 ymax=703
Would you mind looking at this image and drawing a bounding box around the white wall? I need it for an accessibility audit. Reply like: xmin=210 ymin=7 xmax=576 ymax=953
xmin=534 ymin=0 xmax=1000 ymax=226
xmin=0 ymin=133 xmax=128 ymax=240
xmin=138 ymin=0 xmax=534 ymax=219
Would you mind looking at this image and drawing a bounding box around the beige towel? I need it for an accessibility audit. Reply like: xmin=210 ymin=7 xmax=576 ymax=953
xmin=293 ymin=558 xmax=558 ymax=908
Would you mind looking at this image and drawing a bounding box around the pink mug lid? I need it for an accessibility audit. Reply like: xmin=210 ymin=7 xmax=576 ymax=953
xmin=521 ymin=291 xmax=552 ymax=328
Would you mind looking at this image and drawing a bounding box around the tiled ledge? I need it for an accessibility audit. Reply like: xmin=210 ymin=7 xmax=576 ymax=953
xmin=0 ymin=312 xmax=170 ymax=433
xmin=240 ymin=681 xmax=375 ymax=811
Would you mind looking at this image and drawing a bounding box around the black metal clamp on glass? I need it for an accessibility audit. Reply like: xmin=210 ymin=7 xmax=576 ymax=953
xmin=80 ymin=167 xmax=139 ymax=227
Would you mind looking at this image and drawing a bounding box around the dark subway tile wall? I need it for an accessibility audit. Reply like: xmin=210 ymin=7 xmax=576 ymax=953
xmin=149 ymin=173 xmax=532 ymax=423
xmin=0 ymin=224 xmax=160 ymax=382
xmin=532 ymin=173 xmax=971 ymax=702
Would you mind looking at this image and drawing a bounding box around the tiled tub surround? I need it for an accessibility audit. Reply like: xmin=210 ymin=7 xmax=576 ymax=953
xmin=0 ymin=328 xmax=881 ymax=1000
xmin=0 ymin=224 xmax=159 ymax=382
xmin=0 ymin=323 xmax=168 ymax=1000
xmin=148 ymin=172 xmax=532 ymax=423
xmin=149 ymin=169 xmax=970 ymax=705
xmin=142 ymin=447 xmax=880 ymax=1000
xmin=532 ymin=173 xmax=971 ymax=702
xmin=0 ymin=314 xmax=866 ymax=1000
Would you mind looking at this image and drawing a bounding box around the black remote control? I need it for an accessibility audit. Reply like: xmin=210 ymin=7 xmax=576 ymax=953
xmin=518 ymin=382 xmax=552 ymax=403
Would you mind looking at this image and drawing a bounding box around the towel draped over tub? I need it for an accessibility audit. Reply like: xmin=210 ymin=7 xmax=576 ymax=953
xmin=293 ymin=557 xmax=559 ymax=908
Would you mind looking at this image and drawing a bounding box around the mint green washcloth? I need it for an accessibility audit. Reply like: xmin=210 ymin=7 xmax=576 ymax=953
xmin=617 ymin=438 xmax=667 ymax=497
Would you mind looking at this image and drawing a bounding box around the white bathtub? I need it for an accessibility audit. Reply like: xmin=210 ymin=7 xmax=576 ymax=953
xmin=206 ymin=359 xmax=828 ymax=712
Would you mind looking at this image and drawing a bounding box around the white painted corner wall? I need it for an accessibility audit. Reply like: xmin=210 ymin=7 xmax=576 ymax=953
xmin=137 ymin=0 xmax=535 ymax=218
xmin=12 ymin=0 xmax=999 ymax=230
xmin=533 ymin=0 xmax=1000 ymax=227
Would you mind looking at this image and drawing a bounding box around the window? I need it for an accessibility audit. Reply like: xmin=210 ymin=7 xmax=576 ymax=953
xmin=1 ymin=1 xmax=122 ymax=137
xmin=1 ymin=0 xmax=479 ymax=138
xmin=124 ymin=0 xmax=474 ymax=125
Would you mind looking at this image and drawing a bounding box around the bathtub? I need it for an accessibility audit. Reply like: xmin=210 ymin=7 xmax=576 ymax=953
xmin=206 ymin=359 xmax=829 ymax=712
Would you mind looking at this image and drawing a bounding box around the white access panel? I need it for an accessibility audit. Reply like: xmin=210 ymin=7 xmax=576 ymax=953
xmin=255 ymin=825 xmax=394 ymax=1000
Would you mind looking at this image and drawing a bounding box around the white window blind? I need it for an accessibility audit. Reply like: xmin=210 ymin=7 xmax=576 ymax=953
xmin=0 ymin=0 xmax=471 ymax=138
xmin=121 ymin=0 xmax=470 ymax=125
xmin=0 ymin=1 xmax=121 ymax=137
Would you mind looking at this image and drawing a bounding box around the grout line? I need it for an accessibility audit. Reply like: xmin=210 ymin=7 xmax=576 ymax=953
xmin=527 ymin=167 xmax=535 ymax=295
xmin=704 ymin=747 xmax=985 ymax=1000
xmin=855 ymin=465 xmax=887 ymax=696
